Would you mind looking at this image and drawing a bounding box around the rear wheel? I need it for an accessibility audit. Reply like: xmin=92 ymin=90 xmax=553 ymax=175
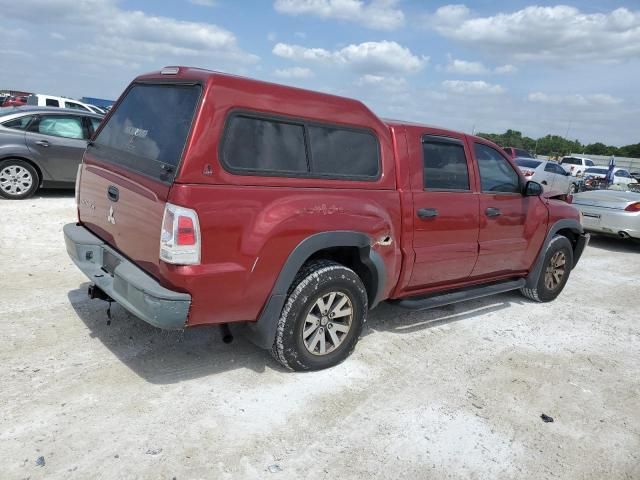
xmin=569 ymin=183 xmax=578 ymax=194
xmin=0 ymin=159 xmax=39 ymax=199
xmin=521 ymin=235 xmax=573 ymax=302
xmin=271 ymin=260 xmax=368 ymax=371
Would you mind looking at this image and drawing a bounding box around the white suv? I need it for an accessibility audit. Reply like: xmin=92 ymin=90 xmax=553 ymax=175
xmin=560 ymin=156 xmax=595 ymax=177
xmin=26 ymin=94 xmax=102 ymax=114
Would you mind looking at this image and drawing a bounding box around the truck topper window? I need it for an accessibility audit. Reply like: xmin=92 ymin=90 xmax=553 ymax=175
xmin=221 ymin=111 xmax=380 ymax=180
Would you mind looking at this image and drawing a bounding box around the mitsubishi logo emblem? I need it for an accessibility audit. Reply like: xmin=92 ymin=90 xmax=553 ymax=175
xmin=107 ymin=206 xmax=116 ymax=225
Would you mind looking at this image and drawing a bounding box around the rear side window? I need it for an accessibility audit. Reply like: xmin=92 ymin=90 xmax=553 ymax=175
xmin=222 ymin=112 xmax=380 ymax=180
xmin=422 ymin=137 xmax=469 ymax=190
xmin=2 ymin=115 xmax=33 ymax=130
xmin=308 ymin=125 xmax=378 ymax=177
xmin=92 ymin=83 xmax=201 ymax=181
xmin=474 ymin=143 xmax=521 ymax=193
xmin=45 ymin=98 xmax=59 ymax=107
xmin=585 ymin=159 xmax=595 ymax=166
xmin=222 ymin=116 xmax=307 ymax=173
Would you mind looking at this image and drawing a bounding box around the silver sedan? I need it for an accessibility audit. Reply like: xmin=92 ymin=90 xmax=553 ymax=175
xmin=573 ymin=189 xmax=640 ymax=239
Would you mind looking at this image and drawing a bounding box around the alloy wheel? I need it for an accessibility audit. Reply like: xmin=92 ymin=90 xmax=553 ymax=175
xmin=544 ymin=251 xmax=566 ymax=290
xmin=302 ymin=291 xmax=353 ymax=356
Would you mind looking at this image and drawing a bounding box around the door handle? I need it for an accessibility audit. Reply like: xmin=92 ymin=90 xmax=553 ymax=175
xmin=417 ymin=208 xmax=438 ymax=219
xmin=485 ymin=207 xmax=501 ymax=217
xmin=35 ymin=140 xmax=50 ymax=147
xmin=107 ymin=185 xmax=119 ymax=202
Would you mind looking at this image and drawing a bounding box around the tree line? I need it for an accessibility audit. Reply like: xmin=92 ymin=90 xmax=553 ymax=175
xmin=476 ymin=129 xmax=640 ymax=158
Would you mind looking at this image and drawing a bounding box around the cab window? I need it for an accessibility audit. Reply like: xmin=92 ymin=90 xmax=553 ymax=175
xmin=474 ymin=143 xmax=520 ymax=193
xmin=422 ymin=136 xmax=470 ymax=191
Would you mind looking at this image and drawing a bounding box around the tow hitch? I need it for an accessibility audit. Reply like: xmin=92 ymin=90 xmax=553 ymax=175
xmin=88 ymin=284 xmax=113 ymax=302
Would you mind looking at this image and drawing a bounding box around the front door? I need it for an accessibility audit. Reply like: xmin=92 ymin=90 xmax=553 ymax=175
xmin=25 ymin=114 xmax=89 ymax=182
xmin=471 ymin=142 xmax=547 ymax=277
xmin=408 ymin=133 xmax=480 ymax=288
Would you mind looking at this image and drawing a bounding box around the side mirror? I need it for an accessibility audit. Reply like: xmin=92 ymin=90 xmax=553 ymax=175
xmin=524 ymin=180 xmax=543 ymax=196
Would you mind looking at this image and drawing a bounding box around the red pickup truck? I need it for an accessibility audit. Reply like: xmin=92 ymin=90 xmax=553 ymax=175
xmin=64 ymin=67 xmax=588 ymax=371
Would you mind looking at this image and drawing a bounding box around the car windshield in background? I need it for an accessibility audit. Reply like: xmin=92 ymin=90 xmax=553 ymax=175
xmin=585 ymin=168 xmax=607 ymax=174
xmin=515 ymin=149 xmax=533 ymax=158
xmin=515 ymin=159 xmax=542 ymax=168
xmin=91 ymin=83 xmax=201 ymax=181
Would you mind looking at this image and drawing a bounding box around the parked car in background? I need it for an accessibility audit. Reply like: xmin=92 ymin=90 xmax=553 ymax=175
xmin=0 ymin=106 xmax=103 ymax=199
xmin=1 ymin=96 xmax=28 ymax=107
xmin=574 ymin=188 xmax=640 ymax=240
xmin=560 ymin=156 xmax=595 ymax=177
xmin=514 ymin=157 xmax=573 ymax=194
xmin=582 ymin=167 xmax=638 ymax=186
xmin=26 ymin=94 xmax=100 ymax=115
xmin=503 ymin=147 xmax=534 ymax=159
xmin=64 ymin=66 xmax=588 ymax=371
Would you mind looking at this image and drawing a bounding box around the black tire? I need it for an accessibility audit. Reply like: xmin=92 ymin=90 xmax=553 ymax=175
xmin=520 ymin=235 xmax=573 ymax=302
xmin=569 ymin=183 xmax=578 ymax=194
xmin=0 ymin=159 xmax=39 ymax=199
xmin=271 ymin=260 xmax=368 ymax=371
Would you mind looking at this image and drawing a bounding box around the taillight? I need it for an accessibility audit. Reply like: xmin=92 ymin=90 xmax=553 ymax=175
xmin=523 ymin=170 xmax=535 ymax=177
xmin=570 ymin=166 xmax=575 ymax=171
xmin=160 ymin=203 xmax=201 ymax=265
xmin=625 ymin=202 xmax=640 ymax=212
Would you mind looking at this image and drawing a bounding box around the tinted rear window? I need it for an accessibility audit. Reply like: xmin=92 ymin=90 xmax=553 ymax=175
xmin=308 ymin=125 xmax=378 ymax=178
xmin=92 ymin=83 xmax=201 ymax=181
xmin=222 ymin=116 xmax=307 ymax=173
xmin=585 ymin=168 xmax=607 ymax=174
xmin=515 ymin=148 xmax=532 ymax=158
xmin=222 ymin=113 xmax=380 ymax=179
xmin=515 ymin=159 xmax=541 ymax=168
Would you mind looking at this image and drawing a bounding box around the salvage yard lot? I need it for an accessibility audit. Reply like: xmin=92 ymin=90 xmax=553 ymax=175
xmin=1 ymin=192 xmax=639 ymax=480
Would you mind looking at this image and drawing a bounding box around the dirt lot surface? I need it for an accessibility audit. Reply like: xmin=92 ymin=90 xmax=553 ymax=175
xmin=1 ymin=192 xmax=639 ymax=480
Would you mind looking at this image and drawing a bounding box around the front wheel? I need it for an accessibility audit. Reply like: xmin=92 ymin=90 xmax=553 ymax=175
xmin=271 ymin=260 xmax=368 ymax=371
xmin=521 ymin=235 xmax=573 ymax=302
xmin=0 ymin=159 xmax=39 ymax=199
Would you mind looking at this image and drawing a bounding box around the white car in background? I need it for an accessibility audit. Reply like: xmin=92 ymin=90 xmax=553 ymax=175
xmin=514 ymin=157 xmax=573 ymax=194
xmin=560 ymin=156 xmax=595 ymax=177
xmin=583 ymin=167 xmax=638 ymax=186
xmin=573 ymin=189 xmax=640 ymax=240
xmin=26 ymin=94 xmax=103 ymax=115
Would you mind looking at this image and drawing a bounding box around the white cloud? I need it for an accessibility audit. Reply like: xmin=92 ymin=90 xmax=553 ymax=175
xmin=528 ymin=92 xmax=623 ymax=107
xmin=2 ymin=0 xmax=257 ymax=67
xmin=274 ymin=66 xmax=314 ymax=78
xmin=430 ymin=5 xmax=640 ymax=63
xmin=274 ymin=0 xmax=404 ymax=30
xmin=494 ymin=64 xmax=517 ymax=75
xmin=445 ymin=58 xmax=489 ymax=75
xmin=354 ymin=74 xmax=407 ymax=93
xmin=273 ymin=41 xmax=427 ymax=74
xmin=443 ymin=57 xmax=517 ymax=75
xmin=442 ymin=80 xmax=505 ymax=95
xmin=189 ymin=0 xmax=216 ymax=6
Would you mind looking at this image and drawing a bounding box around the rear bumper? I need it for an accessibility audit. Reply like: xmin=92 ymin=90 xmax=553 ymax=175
xmin=64 ymin=223 xmax=191 ymax=329
xmin=573 ymin=232 xmax=590 ymax=267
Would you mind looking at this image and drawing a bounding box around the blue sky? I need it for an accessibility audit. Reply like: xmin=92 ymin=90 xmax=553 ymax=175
xmin=1 ymin=0 xmax=639 ymax=145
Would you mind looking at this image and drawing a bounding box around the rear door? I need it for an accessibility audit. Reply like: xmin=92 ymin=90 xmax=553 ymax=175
xmin=407 ymin=132 xmax=480 ymax=288
xmin=77 ymin=82 xmax=201 ymax=279
xmin=25 ymin=113 xmax=89 ymax=182
xmin=471 ymin=141 xmax=547 ymax=276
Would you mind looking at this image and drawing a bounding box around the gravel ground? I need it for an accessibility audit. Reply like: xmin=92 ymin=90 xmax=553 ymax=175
xmin=1 ymin=191 xmax=639 ymax=480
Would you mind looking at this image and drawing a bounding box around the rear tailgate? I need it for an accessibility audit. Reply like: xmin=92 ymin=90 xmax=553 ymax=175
xmin=77 ymin=82 xmax=202 ymax=280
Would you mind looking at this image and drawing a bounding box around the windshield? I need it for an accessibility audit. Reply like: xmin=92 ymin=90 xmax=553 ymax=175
xmin=515 ymin=159 xmax=541 ymax=168
xmin=91 ymin=83 xmax=201 ymax=181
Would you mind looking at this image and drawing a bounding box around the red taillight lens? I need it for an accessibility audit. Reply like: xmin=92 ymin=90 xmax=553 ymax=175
xmin=625 ymin=202 xmax=640 ymax=212
xmin=177 ymin=216 xmax=196 ymax=245
xmin=524 ymin=170 xmax=535 ymax=177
